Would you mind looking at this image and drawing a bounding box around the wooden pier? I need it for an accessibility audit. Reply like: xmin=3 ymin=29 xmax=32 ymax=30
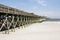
xmin=0 ymin=4 xmax=43 ymax=34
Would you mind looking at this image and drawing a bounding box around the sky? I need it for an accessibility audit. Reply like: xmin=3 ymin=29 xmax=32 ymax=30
xmin=0 ymin=0 xmax=60 ymax=18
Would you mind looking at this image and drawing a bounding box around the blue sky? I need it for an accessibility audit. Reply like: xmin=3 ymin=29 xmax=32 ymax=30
xmin=0 ymin=0 xmax=60 ymax=18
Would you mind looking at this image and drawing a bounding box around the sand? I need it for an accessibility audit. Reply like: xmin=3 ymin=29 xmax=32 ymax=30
xmin=0 ymin=21 xmax=60 ymax=40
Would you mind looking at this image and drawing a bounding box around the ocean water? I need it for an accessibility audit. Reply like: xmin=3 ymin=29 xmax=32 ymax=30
xmin=0 ymin=21 xmax=60 ymax=40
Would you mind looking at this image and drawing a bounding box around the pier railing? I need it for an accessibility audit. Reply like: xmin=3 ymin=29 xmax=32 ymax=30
xmin=0 ymin=4 xmax=43 ymax=34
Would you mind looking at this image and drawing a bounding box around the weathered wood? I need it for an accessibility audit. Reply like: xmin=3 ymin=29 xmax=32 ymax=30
xmin=0 ymin=4 xmax=44 ymax=34
xmin=0 ymin=4 xmax=40 ymax=17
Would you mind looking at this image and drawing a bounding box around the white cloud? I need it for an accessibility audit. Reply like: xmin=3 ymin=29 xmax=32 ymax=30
xmin=36 ymin=0 xmax=47 ymax=6
xmin=33 ymin=10 xmax=60 ymax=18
xmin=29 ymin=0 xmax=47 ymax=6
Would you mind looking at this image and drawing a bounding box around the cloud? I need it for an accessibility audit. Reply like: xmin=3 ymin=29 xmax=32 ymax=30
xmin=36 ymin=0 xmax=47 ymax=6
xmin=34 ymin=10 xmax=60 ymax=18
xmin=29 ymin=0 xmax=47 ymax=6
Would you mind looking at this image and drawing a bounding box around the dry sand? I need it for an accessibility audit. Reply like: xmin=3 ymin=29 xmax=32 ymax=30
xmin=0 ymin=21 xmax=60 ymax=40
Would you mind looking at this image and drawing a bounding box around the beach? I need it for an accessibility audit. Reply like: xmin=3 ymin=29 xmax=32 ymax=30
xmin=0 ymin=21 xmax=60 ymax=40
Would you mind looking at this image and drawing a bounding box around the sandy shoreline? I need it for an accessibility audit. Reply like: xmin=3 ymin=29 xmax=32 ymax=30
xmin=0 ymin=21 xmax=60 ymax=40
